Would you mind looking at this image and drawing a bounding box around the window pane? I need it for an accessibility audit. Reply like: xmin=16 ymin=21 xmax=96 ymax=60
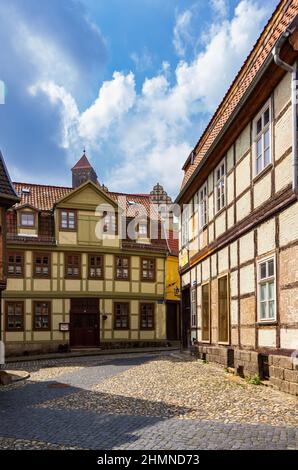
xmin=264 ymin=148 xmax=270 ymax=166
xmin=260 ymin=301 xmax=267 ymax=319
xmin=268 ymin=281 xmax=275 ymax=300
xmin=264 ymin=108 xmax=270 ymax=126
xmin=260 ymin=263 xmax=267 ymax=279
xmin=268 ymin=300 xmax=275 ymax=318
xmin=268 ymin=259 xmax=274 ymax=277
xmin=264 ymin=129 xmax=270 ymax=149
xmin=256 ymin=117 xmax=262 ymax=134
xmin=260 ymin=284 xmax=267 ymax=301
xmin=257 ymin=137 xmax=262 ymax=158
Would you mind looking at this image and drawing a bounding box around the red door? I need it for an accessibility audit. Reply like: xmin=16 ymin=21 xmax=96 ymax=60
xmin=70 ymin=299 xmax=99 ymax=348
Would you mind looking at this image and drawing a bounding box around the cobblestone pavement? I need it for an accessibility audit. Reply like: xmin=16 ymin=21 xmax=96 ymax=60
xmin=0 ymin=352 xmax=297 ymax=450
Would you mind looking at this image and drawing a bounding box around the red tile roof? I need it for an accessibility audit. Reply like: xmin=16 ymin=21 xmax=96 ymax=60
xmin=166 ymin=231 xmax=179 ymax=256
xmin=13 ymin=182 xmax=72 ymax=211
xmin=0 ymin=151 xmax=20 ymax=203
xmin=71 ymin=154 xmax=93 ymax=170
xmin=180 ymin=0 xmax=298 ymax=191
xmin=12 ymin=182 xmax=160 ymax=218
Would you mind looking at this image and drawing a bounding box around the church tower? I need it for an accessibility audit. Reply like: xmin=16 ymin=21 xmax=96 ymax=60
xmin=71 ymin=152 xmax=98 ymax=188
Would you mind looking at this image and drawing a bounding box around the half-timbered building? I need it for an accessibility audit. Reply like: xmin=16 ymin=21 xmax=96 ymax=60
xmin=176 ymin=0 xmax=298 ymax=395
xmin=2 ymin=154 xmax=180 ymax=355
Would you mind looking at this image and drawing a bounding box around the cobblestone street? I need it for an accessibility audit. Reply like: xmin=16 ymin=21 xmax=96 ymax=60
xmin=0 ymin=352 xmax=297 ymax=450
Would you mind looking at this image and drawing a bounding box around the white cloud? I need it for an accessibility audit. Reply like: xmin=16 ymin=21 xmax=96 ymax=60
xmin=173 ymin=9 xmax=194 ymax=57
xmin=29 ymin=81 xmax=79 ymax=152
xmin=79 ymin=72 xmax=136 ymax=143
xmin=130 ymin=49 xmax=153 ymax=72
xmin=29 ymin=0 xmax=271 ymax=195
xmin=211 ymin=0 xmax=228 ymax=18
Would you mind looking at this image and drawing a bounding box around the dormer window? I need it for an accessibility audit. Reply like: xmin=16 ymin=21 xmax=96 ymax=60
xmin=60 ymin=209 xmax=77 ymax=231
xmin=103 ymin=211 xmax=117 ymax=235
xmin=20 ymin=211 xmax=35 ymax=227
xmin=138 ymin=219 xmax=149 ymax=238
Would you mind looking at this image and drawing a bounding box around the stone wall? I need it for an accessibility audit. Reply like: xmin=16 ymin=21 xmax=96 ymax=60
xmin=194 ymin=344 xmax=298 ymax=397
xmin=269 ymin=355 xmax=298 ymax=396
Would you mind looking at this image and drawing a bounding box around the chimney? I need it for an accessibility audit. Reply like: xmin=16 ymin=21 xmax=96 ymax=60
xmin=71 ymin=152 xmax=98 ymax=188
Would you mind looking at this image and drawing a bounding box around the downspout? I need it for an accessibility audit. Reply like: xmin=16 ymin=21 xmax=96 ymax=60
xmin=272 ymin=30 xmax=298 ymax=194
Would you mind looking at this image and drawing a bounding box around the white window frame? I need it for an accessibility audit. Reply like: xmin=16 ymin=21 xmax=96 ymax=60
xmin=198 ymin=182 xmax=208 ymax=230
xmin=253 ymin=99 xmax=272 ymax=176
xmin=214 ymin=159 xmax=226 ymax=214
xmin=257 ymin=254 xmax=277 ymax=323
xmin=20 ymin=212 xmax=35 ymax=227
xmin=190 ymin=287 xmax=197 ymax=328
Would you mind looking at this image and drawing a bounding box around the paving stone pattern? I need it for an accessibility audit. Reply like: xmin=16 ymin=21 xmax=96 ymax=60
xmin=0 ymin=353 xmax=297 ymax=450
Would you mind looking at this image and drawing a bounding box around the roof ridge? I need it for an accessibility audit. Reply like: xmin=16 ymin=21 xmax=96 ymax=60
xmin=13 ymin=181 xmax=73 ymax=190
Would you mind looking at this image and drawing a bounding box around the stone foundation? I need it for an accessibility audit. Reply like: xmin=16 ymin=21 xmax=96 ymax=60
xmin=269 ymin=355 xmax=298 ymax=396
xmin=234 ymin=349 xmax=259 ymax=376
xmin=4 ymin=340 xmax=172 ymax=357
xmin=193 ymin=344 xmax=229 ymax=366
xmin=5 ymin=341 xmax=67 ymax=357
xmin=194 ymin=343 xmax=298 ymax=397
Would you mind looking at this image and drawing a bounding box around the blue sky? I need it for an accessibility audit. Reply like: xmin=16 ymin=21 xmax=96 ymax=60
xmin=0 ymin=0 xmax=279 ymax=196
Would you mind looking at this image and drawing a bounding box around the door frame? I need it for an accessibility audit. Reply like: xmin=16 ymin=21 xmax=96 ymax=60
xmin=69 ymin=298 xmax=100 ymax=348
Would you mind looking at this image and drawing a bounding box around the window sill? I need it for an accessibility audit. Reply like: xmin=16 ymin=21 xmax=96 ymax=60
xmin=253 ymin=163 xmax=273 ymax=184
xmin=257 ymin=320 xmax=277 ymax=326
xmin=6 ymin=329 xmax=24 ymax=332
xmin=59 ymin=229 xmax=77 ymax=233
xmin=33 ymin=329 xmax=51 ymax=332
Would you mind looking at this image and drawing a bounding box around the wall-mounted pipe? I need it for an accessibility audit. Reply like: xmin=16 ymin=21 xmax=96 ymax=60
xmin=272 ymin=31 xmax=298 ymax=194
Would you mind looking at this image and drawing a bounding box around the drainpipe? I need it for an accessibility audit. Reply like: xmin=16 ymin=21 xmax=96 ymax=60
xmin=272 ymin=31 xmax=298 ymax=194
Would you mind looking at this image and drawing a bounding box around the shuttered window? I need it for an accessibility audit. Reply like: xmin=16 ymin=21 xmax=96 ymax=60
xmin=218 ymin=276 xmax=229 ymax=343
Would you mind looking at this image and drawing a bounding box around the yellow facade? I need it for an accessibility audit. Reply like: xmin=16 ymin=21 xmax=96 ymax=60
xmin=3 ymin=181 xmax=174 ymax=355
xmin=166 ymin=255 xmax=180 ymax=302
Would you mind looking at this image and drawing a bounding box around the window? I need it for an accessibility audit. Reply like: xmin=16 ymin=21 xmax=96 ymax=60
xmin=60 ymin=210 xmax=76 ymax=231
xmin=181 ymin=206 xmax=189 ymax=247
xmin=103 ymin=211 xmax=117 ymax=235
xmin=191 ymin=288 xmax=197 ymax=328
xmin=202 ymin=283 xmax=210 ymax=341
xmin=33 ymin=253 xmax=51 ymax=277
xmin=138 ymin=219 xmax=148 ymax=238
xmin=65 ymin=253 xmax=81 ymax=278
xmin=6 ymin=302 xmax=24 ymax=331
xmin=115 ymin=256 xmax=129 ymax=279
xmin=140 ymin=303 xmax=154 ymax=330
xmin=215 ymin=160 xmax=226 ymax=213
xmin=258 ymin=256 xmax=276 ymax=321
xmin=253 ymin=101 xmax=271 ymax=175
xmin=33 ymin=301 xmax=51 ymax=330
xmin=218 ymin=275 xmax=229 ymax=343
xmin=141 ymin=258 xmax=156 ymax=281
xmin=20 ymin=211 xmax=35 ymax=227
xmin=198 ymin=183 xmax=208 ymax=229
xmin=7 ymin=252 xmax=24 ymax=277
xmin=114 ymin=302 xmax=129 ymax=329
xmin=88 ymin=254 xmax=103 ymax=279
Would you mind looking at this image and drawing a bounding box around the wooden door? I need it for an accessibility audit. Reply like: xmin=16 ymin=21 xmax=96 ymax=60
xmin=70 ymin=299 xmax=99 ymax=348
xmin=166 ymin=302 xmax=180 ymax=340
xmin=181 ymin=287 xmax=191 ymax=349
